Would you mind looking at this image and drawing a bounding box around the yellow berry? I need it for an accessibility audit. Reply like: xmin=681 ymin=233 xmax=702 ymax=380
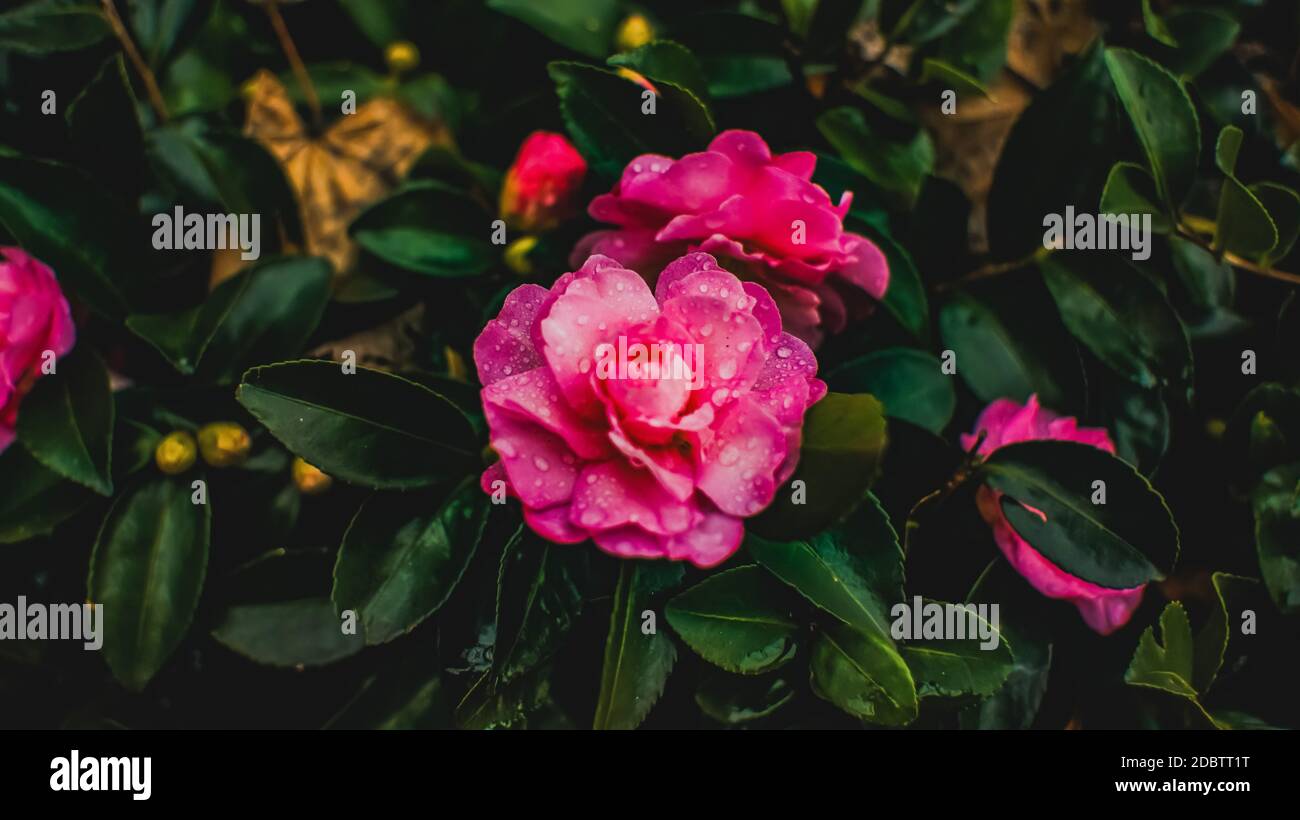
xmin=197 ymin=422 xmax=252 ymax=468
xmin=155 ymin=431 xmax=198 ymax=475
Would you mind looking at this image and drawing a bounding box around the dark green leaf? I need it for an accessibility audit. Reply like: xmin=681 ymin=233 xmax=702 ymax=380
xmin=0 ymin=446 xmax=93 ymax=543
xmin=1124 ymin=601 xmax=1221 ymax=727
xmin=350 ymin=181 xmax=496 ymax=278
xmin=979 ymin=440 xmax=1180 ymax=588
xmin=0 ymin=0 xmax=109 ymax=55
xmin=1252 ymin=463 xmax=1300 ymax=615
xmin=492 ymin=528 xmax=588 ymax=683
xmin=810 ymin=622 xmax=917 ymax=725
xmin=750 ymin=392 xmax=886 ymax=540
xmin=1104 ymin=47 xmax=1200 ymax=211
xmin=236 ymin=360 xmax=478 ymax=489
xmin=489 ymin=0 xmax=618 ymax=58
xmin=88 ymin=477 xmax=210 ymax=691
xmin=334 ymin=480 xmax=490 ymax=644
xmin=827 ymin=348 xmax=955 ymax=435
xmin=1141 ymin=0 xmax=1179 ymax=47
xmin=749 ymin=495 xmax=902 ymax=640
xmin=212 ymin=598 xmax=364 ymax=668
xmin=665 ymin=564 xmax=799 ymax=675
xmin=900 ymin=600 xmax=1014 ymax=698
xmin=593 ymin=562 xmax=685 ymax=729
xmin=695 ymin=671 xmax=794 ymax=725
xmin=817 ymin=106 xmax=933 ymax=206
xmin=1099 ymin=162 xmax=1169 ymax=232
xmin=1040 ymin=251 xmax=1193 ymax=390
xmin=16 ymin=347 xmax=114 ymax=495
xmin=607 ymin=40 xmax=709 ymax=101
xmin=549 ymin=61 xmax=715 ymax=177
xmin=1252 ymin=182 xmax=1300 ymax=266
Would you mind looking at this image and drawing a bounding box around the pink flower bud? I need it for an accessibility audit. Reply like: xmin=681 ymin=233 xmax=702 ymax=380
xmin=499 ymin=131 xmax=587 ymax=232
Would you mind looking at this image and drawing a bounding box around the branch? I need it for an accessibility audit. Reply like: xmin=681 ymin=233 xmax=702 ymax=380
xmin=100 ymin=0 xmax=168 ymax=122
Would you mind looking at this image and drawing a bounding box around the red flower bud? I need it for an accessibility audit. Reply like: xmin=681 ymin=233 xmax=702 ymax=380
xmin=499 ymin=131 xmax=587 ymax=232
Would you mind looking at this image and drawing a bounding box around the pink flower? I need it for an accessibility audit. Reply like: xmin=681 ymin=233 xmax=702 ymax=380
xmin=572 ymin=130 xmax=889 ymax=347
xmin=962 ymin=396 xmax=1143 ymax=635
xmin=499 ymin=131 xmax=587 ymax=232
xmin=0 ymin=247 xmax=76 ymax=453
xmin=474 ymin=252 xmax=826 ymax=567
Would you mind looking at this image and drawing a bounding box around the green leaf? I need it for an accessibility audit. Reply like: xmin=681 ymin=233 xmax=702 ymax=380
xmin=862 ymin=221 xmax=930 ymax=342
xmin=16 ymin=347 xmax=114 ymax=496
xmin=593 ymin=562 xmax=685 ymax=729
xmin=146 ymin=122 xmax=300 ymax=231
xmin=1252 ymin=463 xmax=1300 ymax=615
xmin=492 ymin=528 xmax=588 ymax=683
xmin=1124 ymin=601 xmax=1222 ymax=727
xmin=66 ymin=56 xmax=146 ymax=193
xmin=0 ymin=0 xmax=109 ymax=55
xmin=750 ymin=392 xmax=887 ymax=540
xmin=1104 ymin=379 xmax=1170 ymax=476
xmin=455 ymin=663 xmax=556 ymax=730
xmin=549 ymin=61 xmax=715 ymax=176
xmin=1040 ymin=251 xmax=1193 ymax=390
xmin=336 ymin=0 xmax=412 ymax=49
xmin=212 ymin=598 xmax=364 ymax=668
xmin=88 ymin=477 xmax=210 ymax=691
xmin=670 ymin=11 xmax=792 ymax=99
xmin=810 ymin=622 xmax=917 ymax=725
xmin=988 ymin=40 xmax=1123 ymax=257
xmin=0 ymin=157 xmax=143 ymax=317
xmin=1192 ymin=572 xmax=1258 ymax=693
xmin=938 ymin=288 xmax=1073 ymax=408
xmin=665 ymin=565 xmax=799 ymax=675
xmin=1213 ymin=125 xmax=1278 ymax=257
xmin=334 ymin=480 xmax=490 ymax=644
xmin=885 ymin=0 xmax=981 ymax=45
xmin=0 ymin=446 xmax=93 ymax=543
xmin=1099 ymin=162 xmax=1169 ymax=232
xmin=1160 ymin=8 xmax=1240 ymax=78
xmin=607 ymin=40 xmax=709 ymax=101
xmin=1104 ymin=47 xmax=1200 ymax=211
xmin=817 ymin=106 xmax=933 ymax=206
xmin=350 ymin=181 xmax=496 ymax=278
xmin=1252 ymin=182 xmax=1300 ymax=266
xmin=826 ymin=348 xmax=955 ymax=435
xmin=749 ymin=495 xmax=902 ymax=641
xmin=489 ymin=0 xmax=618 ymax=58
xmin=129 ymin=0 xmax=213 ymax=69
xmin=236 ymin=360 xmax=478 ymax=489
xmin=900 ymin=601 xmax=1014 ymax=698
xmin=979 ymin=440 xmax=1180 ymax=589
xmin=921 ymin=0 xmax=1013 ymax=84
xmin=960 ymin=560 xmax=1052 ymax=729
xmin=1225 ymin=383 xmax=1300 ymax=490
xmin=695 ymin=672 xmax=794 ymax=725
xmin=194 ymin=256 xmax=331 ymax=383
xmin=919 ymin=58 xmax=991 ymax=100
xmin=326 ymin=660 xmax=451 ymax=729
xmin=1169 ymin=234 xmax=1234 ymax=312
xmin=1141 ymin=0 xmax=1179 ymax=48
xmin=126 ymin=265 xmax=251 ymax=376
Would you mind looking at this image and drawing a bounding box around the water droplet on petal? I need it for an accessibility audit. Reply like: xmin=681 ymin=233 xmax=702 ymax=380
xmin=776 ymin=346 xmax=792 ymax=359
xmin=533 ymin=456 xmax=550 ymax=472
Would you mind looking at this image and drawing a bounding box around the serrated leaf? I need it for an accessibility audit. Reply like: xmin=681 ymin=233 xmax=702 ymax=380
xmin=665 ymin=564 xmax=799 ymax=675
xmin=492 ymin=529 xmax=588 ymax=683
xmin=211 ymin=598 xmax=364 ymax=668
xmin=593 ymin=561 xmax=685 ymax=729
xmin=810 ymin=622 xmax=917 ymax=725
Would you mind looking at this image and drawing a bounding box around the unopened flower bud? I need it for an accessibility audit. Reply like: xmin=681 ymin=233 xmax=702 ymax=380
xmin=615 ymin=14 xmax=654 ymax=52
xmin=197 ymin=422 xmax=251 ymax=467
xmin=503 ymin=235 xmax=539 ymax=275
xmin=155 ymin=431 xmax=198 ymax=475
xmin=385 ymin=41 xmax=420 ymax=75
xmin=292 ymin=457 xmax=333 ymax=495
xmin=499 ymin=131 xmax=587 ymax=232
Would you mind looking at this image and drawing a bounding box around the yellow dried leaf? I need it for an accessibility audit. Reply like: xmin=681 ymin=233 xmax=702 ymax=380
xmin=242 ymin=70 xmax=452 ymax=282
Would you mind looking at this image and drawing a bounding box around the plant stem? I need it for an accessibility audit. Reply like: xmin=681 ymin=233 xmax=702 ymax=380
xmin=1175 ymin=223 xmax=1300 ymax=286
xmin=100 ymin=0 xmax=169 ymax=122
xmin=264 ymin=0 xmax=322 ymax=130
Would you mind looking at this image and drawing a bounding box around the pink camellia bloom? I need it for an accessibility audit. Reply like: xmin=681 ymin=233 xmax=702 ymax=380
xmin=0 ymin=247 xmax=76 ymax=453
xmin=572 ymin=129 xmax=889 ymax=347
xmin=474 ymin=251 xmax=826 ymax=567
xmin=499 ymin=130 xmax=588 ymax=232
xmin=962 ymin=395 xmax=1144 ymax=635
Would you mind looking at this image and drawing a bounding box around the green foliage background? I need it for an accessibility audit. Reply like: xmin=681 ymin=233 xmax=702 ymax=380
xmin=0 ymin=0 xmax=1298 ymax=730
